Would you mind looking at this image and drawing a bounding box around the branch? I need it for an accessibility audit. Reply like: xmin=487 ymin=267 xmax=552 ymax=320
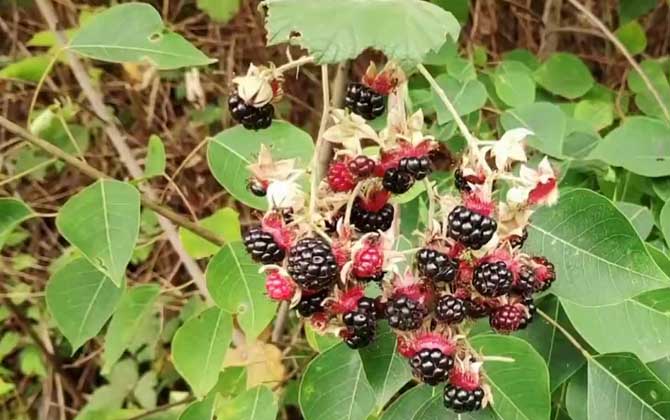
xmin=308 ymin=65 xmax=331 ymax=218
xmin=0 ymin=115 xmax=226 ymax=248
xmin=565 ymin=0 xmax=670 ymax=121
xmin=276 ymin=55 xmax=315 ymax=74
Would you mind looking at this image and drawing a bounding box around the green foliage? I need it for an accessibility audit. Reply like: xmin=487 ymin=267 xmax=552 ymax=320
xmin=0 ymin=198 xmax=33 ymax=250
xmin=432 ymin=74 xmax=488 ymax=124
xmin=493 ymin=61 xmax=536 ymax=108
xmin=69 ymin=3 xmax=215 ymax=69
xmin=197 ymin=0 xmax=240 ymax=23
xmin=144 ymin=134 xmax=166 ymax=178
xmin=0 ymin=55 xmax=52 ymax=82
xmin=217 ymin=386 xmax=278 ymax=419
xmin=179 ymin=208 xmax=241 ymax=259
xmin=264 ymin=0 xmax=460 ymax=64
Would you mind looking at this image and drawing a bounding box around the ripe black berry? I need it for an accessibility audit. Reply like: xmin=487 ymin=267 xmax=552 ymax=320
xmin=444 ymin=384 xmax=485 ymax=412
xmin=519 ymin=297 xmax=536 ymax=329
xmin=436 ymin=295 xmax=466 ymax=324
xmin=343 ymin=297 xmax=377 ymax=349
xmin=297 ymin=289 xmax=329 ymax=317
xmin=385 ymin=296 xmax=425 ymax=331
xmin=447 ymin=206 xmax=497 ymax=250
xmin=454 ymin=169 xmax=471 ymax=192
xmin=243 ymin=228 xmax=285 ymax=264
xmin=513 ymin=265 xmax=535 ymax=296
xmin=473 ymin=261 xmax=512 ymax=297
xmin=350 ymin=199 xmax=394 ymax=233
xmin=348 ymin=156 xmax=376 ymax=178
xmin=382 ymin=168 xmax=414 ymax=194
xmin=247 ymin=180 xmax=266 ymax=197
xmin=398 ymin=156 xmax=431 ymax=180
xmin=489 ymin=304 xmax=526 ymax=333
xmin=228 ymin=93 xmax=274 ymax=130
xmin=287 ymin=238 xmax=338 ymax=290
xmin=410 ymin=349 xmax=453 ymax=385
xmin=416 ymin=248 xmax=458 ymax=283
xmin=345 ymin=83 xmax=385 ymax=120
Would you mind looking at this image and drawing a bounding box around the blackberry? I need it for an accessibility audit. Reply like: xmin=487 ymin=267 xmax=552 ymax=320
xmin=348 ymin=156 xmax=376 ymax=178
xmin=489 ymin=304 xmax=525 ymax=333
xmin=398 ymin=156 xmax=432 ymax=180
xmin=343 ymin=297 xmax=377 ymax=349
xmin=350 ymin=199 xmax=394 ymax=233
xmin=410 ymin=349 xmax=453 ymax=385
xmin=228 ymin=93 xmax=273 ymax=130
xmin=247 ymin=180 xmax=266 ymax=197
xmin=444 ymin=384 xmax=485 ymax=412
xmin=454 ymin=169 xmax=471 ymax=192
xmin=382 ymin=168 xmax=414 ymax=194
xmin=473 ymin=261 xmax=512 ymax=297
xmin=416 ymin=248 xmax=458 ymax=283
xmin=287 ymin=238 xmax=338 ymax=290
xmin=513 ymin=265 xmax=535 ymax=296
xmin=508 ymin=228 xmax=528 ymax=249
xmin=436 ymin=295 xmax=466 ymax=324
xmin=344 ymin=83 xmax=385 ymax=120
xmin=533 ymin=257 xmax=556 ymax=291
xmin=297 ymin=289 xmax=329 ymax=317
xmin=464 ymin=297 xmax=489 ymax=319
xmin=386 ymin=296 xmax=425 ymax=331
xmin=519 ymin=297 xmax=536 ymax=329
xmin=243 ymin=228 xmax=285 ymax=264
xmin=447 ymin=206 xmax=497 ymax=250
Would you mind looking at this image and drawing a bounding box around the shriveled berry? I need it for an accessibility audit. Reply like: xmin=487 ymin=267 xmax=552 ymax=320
xmin=513 ymin=265 xmax=535 ymax=296
xmin=464 ymin=297 xmax=490 ymax=319
xmin=454 ymin=169 xmax=471 ymax=192
xmin=287 ymin=238 xmax=338 ymax=290
xmin=327 ymin=161 xmax=356 ymax=192
xmin=382 ymin=167 xmax=414 ymax=194
xmin=444 ymin=384 xmax=485 ymax=412
xmin=345 ymin=83 xmax=385 ymax=120
xmin=243 ymin=227 xmax=285 ymax=264
xmin=447 ymin=206 xmax=497 ymax=250
xmin=386 ymin=296 xmax=425 ymax=331
xmin=416 ymin=248 xmax=458 ymax=283
xmin=410 ymin=348 xmax=453 ymax=385
xmin=532 ymin=256 xmax=556 ymax=291
xmin=436 ymin=295 xmax=466 ymax=324
xmin=473 ymin=261 xmax=512 ymax=297
xmin=398 ymin=156 xmax=431 ymax=180
xmin=248 ymin=180 xmax=267 ymax=197
xmin=508 ymin=228 xmax=528 ymax=249
xmin=348 ymin=156 xmax=376 ymax=178
xmin=228 ymin=93 xmax=273 ymax=130
xmin=489 ymin=304 xmax=526 ymax=333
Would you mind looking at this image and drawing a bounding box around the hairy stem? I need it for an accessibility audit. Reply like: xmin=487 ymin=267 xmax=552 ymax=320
xmin=308 ymin=65 xmax=331 ymax=219
xmin=276 ymin=55 xmax=315 ymax=74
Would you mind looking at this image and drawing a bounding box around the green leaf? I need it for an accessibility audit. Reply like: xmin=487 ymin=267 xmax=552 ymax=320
xmin=56 ymin=179 xmax=141 ymax=286
xmin=648 ymin=356 xmax=670 ymax=387
xmin=619 ymin=0 xmax=657 ymax=23
xmin=102 ymin=284 xmax=160 ymax=373
xmin=430 ymin=0 xmax=470 ymax=24
xmin=493 ymin=61 xmax=535 ymax=107
xmin=561 ymin=288 xmax=670 ymax=362
xmin=574 ymin=99 xmax=614 ymax=131
xmin=46 ymin=258 xmax=124 ymax=351
xmin=432 ymin=74 xmax=488 ymax=125
xmin=304 ymin=322 xmax=340 ymax=353
xmin=653 ymin=177 xmax=670 ymax=201
xmin=382 ymin=384 xmax=493 ymax=419
xmin=19 ymin=345 xmax=46 ymax=378
xmin=265 ymin=0 xmax=460 ymax=65
xmin=627 ymin=60 xmax=670 ymax=122
xmin=144 ymin=134 xmax=166 ymax=178
xmin=660 ymin=199 xmax=670 ymax=247
xmin=500 ymin=102 xmax=566 ymax=159
xmin=207 ymin=121 xmax=314 ymax=210
xmin=69 ymin=3 xmax=215 ymax=70
xmin=514 ymin=296 xmax=585 ymax=391
xmin=179 ymin=208 xmax=241 ymax=259
xmin=0 ymin=332 xmax=20 ymax=361
xmin=217 ymin=386 xmax=277 ymax=420
xmin=197 ymin=0 xmax=240 ymax=23
xmin=469 ymin=335 xmax=551 ymax=420
xmin=358 ymin=322 xmax=412 ymax=410
xmin=527 ymin=189 xmax=670 ymax=306
xmin=534 ymin=53 xmax=594 ymax=99
xmin=502 ymin=49 xmax=540 ymax=70
xmin=615 ymin=21 xmax=647 ymax=55
xmin=172 ymin=307 xmax=233 ymax=398
xmin=0 ymin=55 xmax=51 ymax=82
xmin=0 ymin=198 xmax=33 ymax=250
xmin=206 ymin=242 xmax=277 ymax=340
xmin=588 ymin=353 xmax=670 ymax=419
xmin=592 ymin=117 xmax=670 ymax=177
xmin=180 ymin=393 xmax=216 ymax=420
xmin=299 ymin=343 xmax=375 ymax=420
xmin=565 ymin=367 xmax=587 ymax=420
xmin=616 ymin=201 xmax=654 ymax=239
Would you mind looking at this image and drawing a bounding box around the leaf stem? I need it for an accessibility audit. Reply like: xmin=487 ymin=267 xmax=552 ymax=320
xmin=308 ymin=64 xmax=331 ymax=220
xmin=276 ymin=55 xmax=315 ymax=74
xmin=537 ymin=308 xmax=591 ymax=359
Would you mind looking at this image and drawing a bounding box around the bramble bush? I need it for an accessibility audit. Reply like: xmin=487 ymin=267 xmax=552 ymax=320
xmin=1 ymin=1 xmax=670 ymax=419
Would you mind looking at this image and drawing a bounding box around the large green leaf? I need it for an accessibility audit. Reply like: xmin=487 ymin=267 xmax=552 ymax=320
xmin=534 ymin=53 xmax=594 ymax=99
xmin=616 ymin=201 xmax=654 ymax=239
xmin=561 ymin=288 xmax=670 ymax=362
xmin=206 ymin=242 xmax=277 ymax=340
xmin=627 ymin=60 xmax=670 ymax=122
xmin=69 ymin=3 xmax=214 ymax=69
xmin=588 ymin=353 xmax=670 ymax=419
xmin=514 ymin=296 xmax=585 ymax=390
xmin=500 ymin=102 xmax=566 ymax=158
xmin=179 ymin=208 xmax=241 ymax=259
xmin=493 ymin=61 xmax=535 ymax=108
xmin=217 ymin=386 xmax=277 ymax=420
xmin=526 ymin=189 xmax=670 ymax=306
xmin=207 ymin=121 xmax=314 ymax=210
xmin=592 ymin=117 xmax=670 ymax=177
xmin=565 ymin=367 xmax=587 ymax=420
xmin=299 ymin=343 xmax=375 ymax=420
xmin=358 ymin=322 xmax=412 ymax=410
xmin=0 ymin=198 xmax=33 ymax=250
xmin=469 ymin=335 xmax=551 ymax=420
xmin=56 ymin=180 xmax=140 ymax=286
xmin=46 ymin=258 xmax=124 ymax=351
xmin=380 ymin=385 xmax=494 ymax=419
xmin=264 ymin=0 xmax=460 ymax=64
xmin=432 ymin=74 xmax=488 ymax=125
xmin=648 ymin=356 xmax=670 ymax=387
xmin=102 ymin=285 xmax=160 ymax=373
xmin=659 ymin=199 xmax=670 ymax=247
xmin=172 ymin=307 xmax=233 ymax=398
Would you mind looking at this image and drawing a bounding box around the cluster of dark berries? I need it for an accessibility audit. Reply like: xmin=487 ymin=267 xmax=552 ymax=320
xmin=238 ymin=61 xmax=560 ymax=415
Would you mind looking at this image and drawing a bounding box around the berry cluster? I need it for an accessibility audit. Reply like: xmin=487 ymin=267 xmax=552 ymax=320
xmin=238 ymin=61 xmax=559 ymax=414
